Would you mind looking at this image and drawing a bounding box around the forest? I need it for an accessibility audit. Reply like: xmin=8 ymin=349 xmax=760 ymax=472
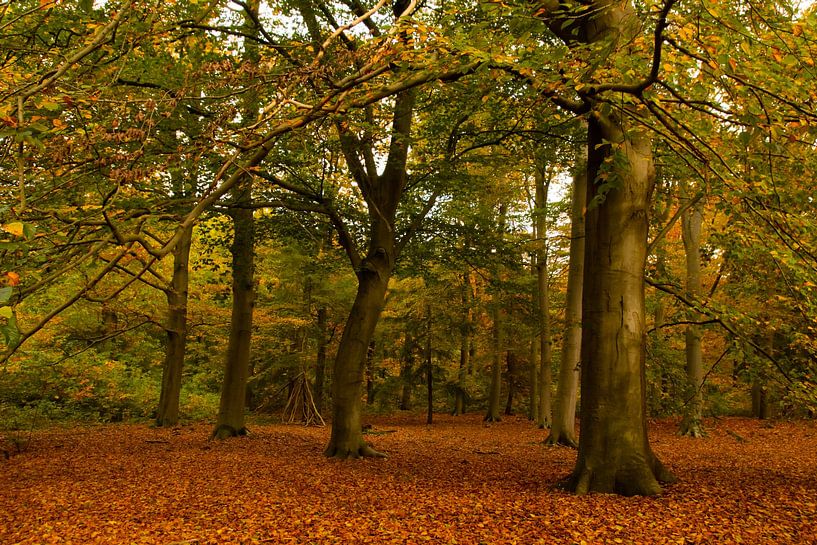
xmin=1 ymin=0 xmax=817 ymax=542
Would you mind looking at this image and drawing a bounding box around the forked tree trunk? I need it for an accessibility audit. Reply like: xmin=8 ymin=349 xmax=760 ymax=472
xmin=561 ymin=114 xmax=675 ymax=496
xmin=679 ymin=191 xmax=705 ymax=437
xmin=155 ymin=223 xmax=194 ymax=427
xmin=535 ymin=166 xmax=552 ymax=429
xmin=324 ymin=81 xmax=415 ymax=457
xmin=547 ymin=161 xmax=586 ymax=447
xmin=212 ymin=183 xmax=255 ymax=439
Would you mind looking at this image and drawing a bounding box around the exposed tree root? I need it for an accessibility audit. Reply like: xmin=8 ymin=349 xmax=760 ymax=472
xmin=323 ymin=440 xmax=387 ymax=459
xmin=558 ymin=454 xmax=676 ymax=497
xmin=483 ymin=414 xmax=501 ymax=423
xmin=544 ymin=431 xmax=578 ymax=449
xmin=679 ymin=417 xmax=707 ymax=438
xmin=210 ymin=425 xmax=249 ymax=440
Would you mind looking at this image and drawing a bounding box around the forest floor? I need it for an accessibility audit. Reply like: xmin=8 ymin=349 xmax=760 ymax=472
xmin=1 ymin=414 xmax=816 ymax=545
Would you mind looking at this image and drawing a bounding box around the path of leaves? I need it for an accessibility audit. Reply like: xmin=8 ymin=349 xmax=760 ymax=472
xmin=2 ymin=415 xmax=816 ymax=544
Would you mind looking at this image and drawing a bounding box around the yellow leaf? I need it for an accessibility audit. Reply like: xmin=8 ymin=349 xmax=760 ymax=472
xmin=2 ymin=222 xmax=24 ymax=237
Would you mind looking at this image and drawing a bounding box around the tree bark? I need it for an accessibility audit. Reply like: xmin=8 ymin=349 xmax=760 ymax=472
xmin=485 ymin=204 xmax=506 ymax=423
xmin=366 ymin=340 xmax=376 ymax=405
xmin=528 ymin=333 xmax=539 ymax=421
xmin=485 ymin=294 xmax=503 ymax=422
xmin=314 ymin=305 xmax=328 ymax=415
xmin=399 ymin=329 xmax=414 ymax=411
xmin=324 ymin=264 xmax=391 ymax=458
xmin=212 ymin=180 xmax=255 ymax=439
xmin=426 ymin=304 xmax=433 ymax=425
xmin=504 ymin=351 xmax=517 ymax=416
xmin=453 ymin=272 xmax=472 ymax=416
xmin=679 ymin=189 xmax=705 ymax=437
xmin=155 ymin=222 xmax=194 ymax=427
xmin=561 ymin=113 xmax=675 ymax=496
xmin=547 ymin=159 xmax=586 ymax=447
xmin=212 ymin=1 xmax=259 ymax=440
xmin=535 ymin=165 xmax=552 ymax=429
xmin=324 ymin=87 xmax=416 ymax=457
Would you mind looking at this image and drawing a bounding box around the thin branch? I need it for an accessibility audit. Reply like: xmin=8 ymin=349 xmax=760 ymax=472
xmin=647 ymin=278 xmax=793 ymax=384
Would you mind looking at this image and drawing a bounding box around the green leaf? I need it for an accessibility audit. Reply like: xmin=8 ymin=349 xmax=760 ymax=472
xmin=0 ymin=286 xmax=11 ymax=303
xmin=22 ymin=223 xmax=36 ymax=241
xmin=0 ymin=306 xmax=12 ymax=319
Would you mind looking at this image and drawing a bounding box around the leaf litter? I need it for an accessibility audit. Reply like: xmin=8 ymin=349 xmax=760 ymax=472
xmin=1 ymin=415 xmax=815 ymax=544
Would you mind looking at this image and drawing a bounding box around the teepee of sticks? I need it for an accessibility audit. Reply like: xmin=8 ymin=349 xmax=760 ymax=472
xmin=282 ymin=372 xmax=325 ymax=426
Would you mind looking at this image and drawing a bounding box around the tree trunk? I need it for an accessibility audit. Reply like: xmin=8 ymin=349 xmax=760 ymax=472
xmin=325 ymin=82 xmax=415 ymax=457
xmin=528 ymin=334 xmax=539 ymax=421
xmin=366 ymin=340 xmax=376 ymax=405
xmin=528 ymin=223 xmax=539 ymax=422
xmin=453 ymin=272 xmax=472 ymax=415
xmin=752 ymin=332 xmax=774 ymax=419
xmin=679 ymin=190 xmax=705 ymax=437
xmin=535 ymin=166 xmax=552 ymax=429
xmin=314 ymin=305 xmax=328 ymax=415
xmin=504 ymin=351 xmax=517 ymax=416
xmin=155 ymin=222 xmax=194 ymax=427
xmin=426 ymin=305 xmax=433 ymax=425
xmin=485 ymin=291 xmax=503 ymax=422
xmin=212 ymin=184 xmax=255 ymax=439
xmin=547 ymin=159 xmax=586 ymax=447
xmin=485 ymin=204 xmax=506 ymax=423
xmin=561 ymin=113 xmax=675 ymax=496
xmin=324 ymin=266 xmax=390 ymax=458
xmin=399 ymin=330 xmax=414 ymax=411
xmin=212 ymin=0 xmax=258 ymax=440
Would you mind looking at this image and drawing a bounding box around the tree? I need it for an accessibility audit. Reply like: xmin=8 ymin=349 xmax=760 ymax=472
xmin=678 ymin=186 xmax=706 ymax=437
xmin=547 ymin=155 xmax=586 ymax=448
xmin=533 ymin=161 xmax=552 ymax=429
xmin=212 ymin=0 xmax=261 ymax=440
xmin=538 ymin=0 xmax=678 ymax=495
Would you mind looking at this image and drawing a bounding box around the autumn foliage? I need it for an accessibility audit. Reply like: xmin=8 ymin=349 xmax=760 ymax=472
xmin=2 ymin=414 xmax=816 ymax=544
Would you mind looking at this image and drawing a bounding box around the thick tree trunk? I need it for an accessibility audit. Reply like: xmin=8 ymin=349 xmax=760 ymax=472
xmin=399 ymin=330 xmax=414 ymax=411
xmin=535 ymin=166 xmax=552 ymax=429
xmin=561 ymin=114 xmax=675 ymax=496
xmin=212 ymin=189 xmax=255 ymax=440
xmin=324 ymin=267 xmax=390 ymax=458
xmin=155 ymin=223 xmax=194 ymax=427
xmin=314 ymin=306 xmax=328 ymax=415
xmin=547 ymin=161 xmax=586 ymax=447
xmin=679 ymin=191 xmax=705 ymax=437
